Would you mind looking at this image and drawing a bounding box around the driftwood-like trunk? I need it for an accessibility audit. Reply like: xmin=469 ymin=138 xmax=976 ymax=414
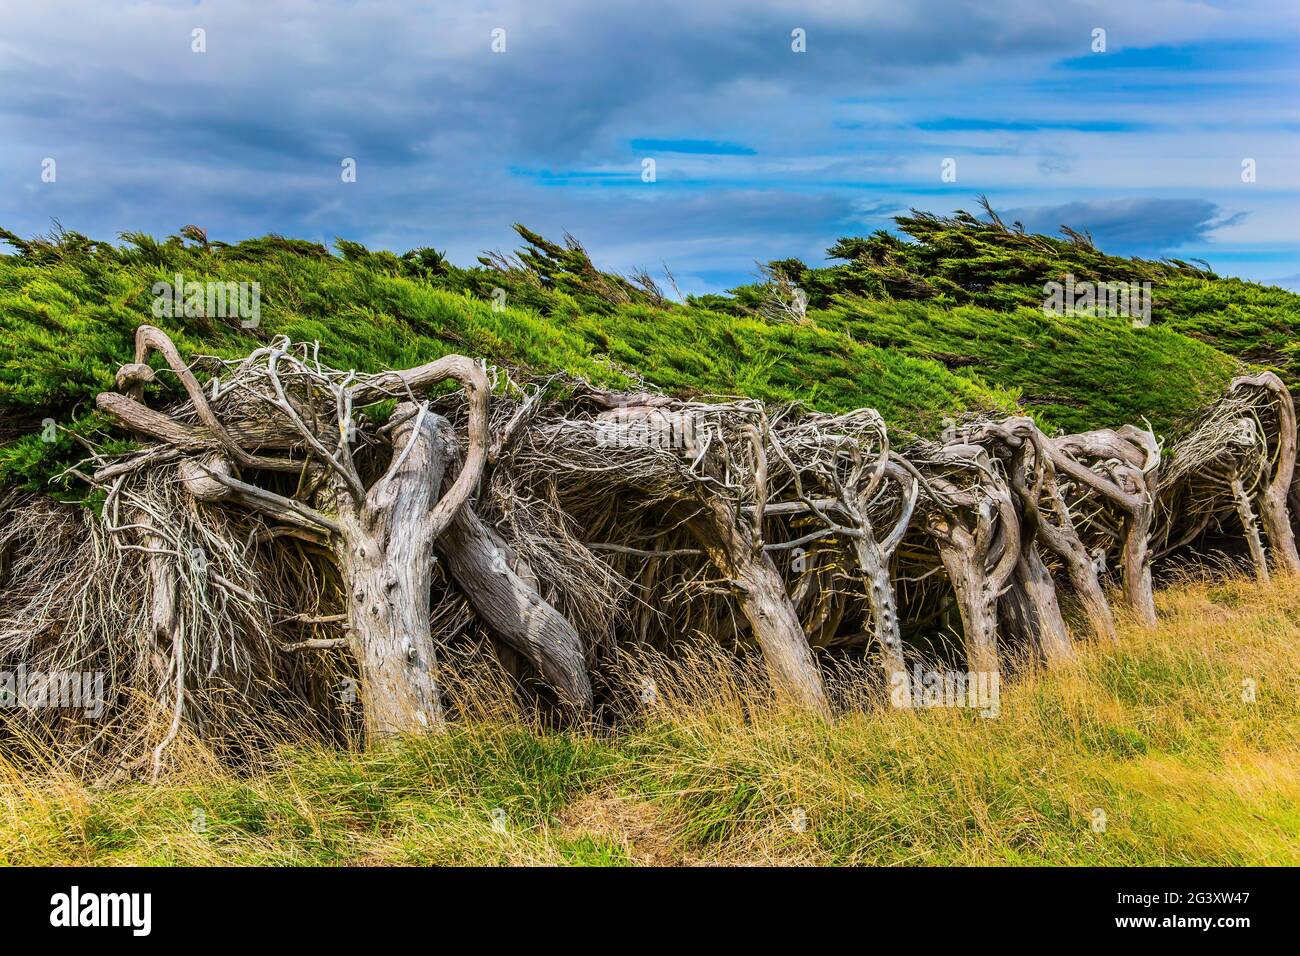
xmin=938 ymin=553 xmax=999 ymax=672
xmin=996 ymin=421 xmax=1119 ymax=644
xmin=857 ymin=541 xmax=908 ymax=694
xmin=1052 ymin=426 xmax=1160 ymax=628
xmin=582 ymin=396 xmax=832 ymax=715
xmin=925 ymin=445 xmax=1020 ymax=675
xmin=1230 ymin=470 xmax=1270 ymax=582
xmin=934 ymin=528 xmax=1001 ymax=674
xmin=1040 ymin=504 xmax=1118 ymax=645
xmin=1119 ymin=505 xmax=1157 ymax=626
xmin=1014 ymin=542 xmax=1073 ymax=665
xmin=333 ymin=407 xmax=456 ymax=737
xmin=143 ymin=522 xmax=184 ymax=778
xmin=761 ymin=413 xmax=919 ymax=705
xmin=98 ymin=328 xmax=506 ymax=744
xmin=438 ymin=505 xmax=592 ymax=710
xmin=1064 ymin=553 xmax=1119 ymax=644
xmin=689 ymin=497 xmax=830 ymax=716
xmin=339 ymin=519 xmax=443 ymax=737
xmin=970 ymin=424 xmax=1074 ymax=663
xmin=1235 ymin=373 xmax=1300 ymax=575
xmin=852 ymin=463 xmax=919 ymax=704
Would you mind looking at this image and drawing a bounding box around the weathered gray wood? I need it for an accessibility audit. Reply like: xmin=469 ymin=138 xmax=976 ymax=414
xmin=1231 ymin=470 xmax=1270 ymax=582
xmin=934 ymin=523 xmax=1002 ymax=675
xmin=337 ymin=406 xmax=452 ymax=738
xmin=1015 ymin=542 xmax=1074 ymax=665
xmin=925 ymin=446 xmax=1020 ymax=675
xmin=1119 ymin=502 xmax=1157 ymax=626
xmin=1235 ymin=373 xmax=1300 ymax=575
xmin=437 ymin=504 xmax=593 ymax=711
xmin=991 ymin=419 xmax=1118 ymax=645
xmin=1048 ymin=427 xmax=1159 ymax=627
xmin=851 ymin=464 xmax=917 ymax=705
xmin=1029 ymin=441 xmax=1114 ymax=642
xmin=688 ymin=496 xmax=830 ymax=716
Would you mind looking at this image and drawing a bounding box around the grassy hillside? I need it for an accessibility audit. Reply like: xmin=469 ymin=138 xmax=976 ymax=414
xmin=2 ymin=210 xmax=1296 ymax=491
xmin=3 ymin=573 xmax=1295 ymax=865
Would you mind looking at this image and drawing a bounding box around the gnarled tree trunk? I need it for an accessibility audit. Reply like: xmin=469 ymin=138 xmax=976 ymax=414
xmin=995 ymin=420 xmax=1119 ymax=644
xmin=689 ymin=497 xmax=830 ymax=716
xmin=1119 ymin=505 xmax=1157 ymax=626
xmin=438 ymin=504 xmax=592 ymax=710
xmin=1236 ymin=373 xmax=1300 ymax=575
xmin=1014 ymin=542 xmax=1074 ymax=665
xmin=1230 ymin=470 xmax=1270 ymax=582
xmin=1052 ymin=426 xmax=1160 ymax=628
xmin=851 ymin=463 xmax=919 ymax=705
xmin=856 ymin=539 xmax=908 ymax=700
xmin=333 ymin=406 xmax=455 ymax=738
xmin=339 ymin=519 xmax=443 ymax=737
xmin=100 ymin=328 xmax=506 ymax=744
xmin=934 ymin=526 xmax=1002 ymax=675
xmin=925 ymin=445 xmax=1020 ymax=676
xmin=1064 ymin=551 xmax=1119 ymax=644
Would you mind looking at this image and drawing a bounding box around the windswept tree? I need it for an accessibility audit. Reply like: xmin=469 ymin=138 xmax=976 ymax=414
xmin=1156 ymin=371 xmax=1300 ymax=582
xmin=93 ymin=326 xmax=591 ymax=743
xmin=977 ymin=417 xmax=1118 ymax=646
xmin=765 ymin=409 xmax=921 ymax=699
xmin=1 ymin=322 xmax=1293 ymax=777
xmin=916 ymin=443 xmax=1020 ymax=674
xmin=508 ymin=392 xmax=831 ymax=715
xmin=1232 ymin=373 xmax=1300 ymax=575
xmin=1046 ymin=425 xmax=1162 ymax=627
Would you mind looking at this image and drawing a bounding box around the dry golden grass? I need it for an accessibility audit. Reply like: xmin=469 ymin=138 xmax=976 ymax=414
xmin=1 ymin=573 xmax=1297 ymax=866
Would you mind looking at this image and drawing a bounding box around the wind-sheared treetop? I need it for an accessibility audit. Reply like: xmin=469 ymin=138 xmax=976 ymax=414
xmin=1 ymin=207 xmax=1296 ymax=492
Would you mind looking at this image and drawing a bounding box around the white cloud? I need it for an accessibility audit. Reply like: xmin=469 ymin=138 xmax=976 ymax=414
xmin=0 ymin=0 xmax=1296 ymax=286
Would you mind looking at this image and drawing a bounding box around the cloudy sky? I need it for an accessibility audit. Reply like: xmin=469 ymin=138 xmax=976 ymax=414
xmin=2 ymin=0 xmax=1297 ymax=293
